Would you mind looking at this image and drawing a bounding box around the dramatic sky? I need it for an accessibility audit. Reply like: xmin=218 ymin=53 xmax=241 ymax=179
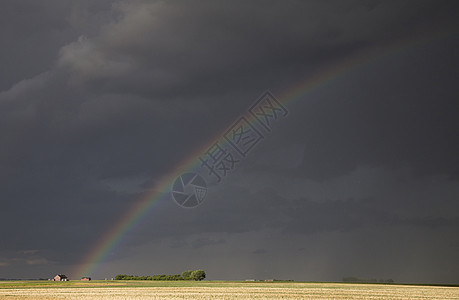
xmin=1 ymin=0 xmax=458 ymax=283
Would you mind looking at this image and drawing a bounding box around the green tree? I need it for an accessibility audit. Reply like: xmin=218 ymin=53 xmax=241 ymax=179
xmin=182 ymin=270 xmax=193 ymax=280
xmin=191 ymin=270 xmax=206 ymax=281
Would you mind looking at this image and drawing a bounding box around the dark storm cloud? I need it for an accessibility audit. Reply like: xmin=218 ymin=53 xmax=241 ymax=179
xmin=0 ymin=0 xmax=458 ymax=282
xmin=0 ymin=0 xmax=117 ymax=91
xmin=52 ymin=0 xmax=457 ymax=99
xmin=292 ymin=38 xmax=459 ymax=180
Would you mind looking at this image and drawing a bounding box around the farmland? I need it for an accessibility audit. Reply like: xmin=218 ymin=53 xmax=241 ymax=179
xmin=1 ymin=281 xmax=459 ymax=299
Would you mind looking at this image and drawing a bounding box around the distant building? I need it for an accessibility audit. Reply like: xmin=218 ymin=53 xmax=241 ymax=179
xmin=81 ymin=277 xmax=91 ymax=281
xmin=52 ymin=274 xmax=68 ymax=281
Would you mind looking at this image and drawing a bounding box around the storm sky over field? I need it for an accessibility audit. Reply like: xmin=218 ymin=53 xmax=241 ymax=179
xmin=1 ymin=0 xmax=458 ymax=283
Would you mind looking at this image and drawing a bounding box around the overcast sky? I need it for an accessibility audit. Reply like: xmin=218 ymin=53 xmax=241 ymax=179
xmin=1 ymin=0 xmax=458 ymax=283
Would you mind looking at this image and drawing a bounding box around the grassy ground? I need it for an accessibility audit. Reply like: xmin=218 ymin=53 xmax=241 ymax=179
xmin=0 ymin=280 xmax=458 ymax=299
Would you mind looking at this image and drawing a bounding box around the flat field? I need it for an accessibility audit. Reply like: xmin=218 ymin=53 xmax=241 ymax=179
xmin=1 ymin=280 xmax=459 ymax=299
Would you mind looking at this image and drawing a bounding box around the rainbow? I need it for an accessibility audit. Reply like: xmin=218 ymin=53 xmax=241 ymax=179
xmin=72 ymin=26 xmax=456 ymax=279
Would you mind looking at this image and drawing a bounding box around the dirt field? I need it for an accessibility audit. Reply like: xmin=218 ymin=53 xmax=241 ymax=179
xmin=0 ymin=281 xmax=458 ymax=299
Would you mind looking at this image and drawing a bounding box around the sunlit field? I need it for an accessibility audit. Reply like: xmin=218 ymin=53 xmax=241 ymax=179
xmin=1 ymin=281 xmax=459 ymax=299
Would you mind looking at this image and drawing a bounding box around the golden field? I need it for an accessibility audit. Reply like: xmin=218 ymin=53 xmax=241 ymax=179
xmin=0 ymin=281 xmax=458 ymax=299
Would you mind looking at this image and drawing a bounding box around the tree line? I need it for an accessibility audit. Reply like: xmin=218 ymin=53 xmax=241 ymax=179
xmin=342 ymin=277 xmax=394 ymax=283
xmin=114 ymin=270 xmax=206 ymax=281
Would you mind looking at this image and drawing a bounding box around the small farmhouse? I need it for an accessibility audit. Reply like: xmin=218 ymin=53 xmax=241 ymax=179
xmin=52 ymin=274 xmax=68 ymax=281
xmin=81 ymin=277 xmax=91 ymax=281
